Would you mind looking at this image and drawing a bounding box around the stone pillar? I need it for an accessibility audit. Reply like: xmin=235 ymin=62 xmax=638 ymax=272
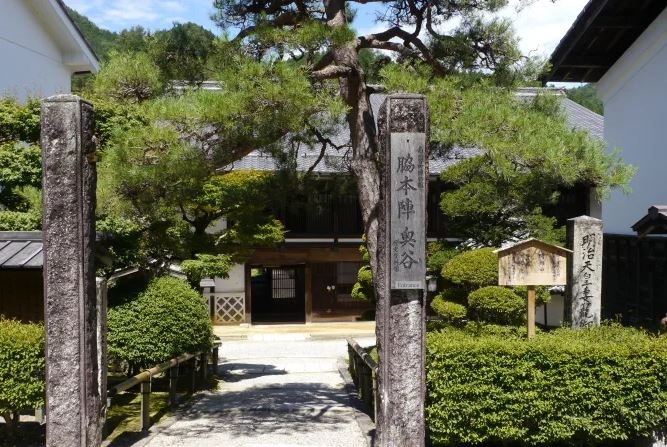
xmin=41 ymin=95 xmax=102 ymax=447
xmin=567 ymin=216 xmax=603 ymax=327
xmin=377 ymin=94 xmax=428 ymax=446
xmin=97 ymin=278 xmax=108 ymax=422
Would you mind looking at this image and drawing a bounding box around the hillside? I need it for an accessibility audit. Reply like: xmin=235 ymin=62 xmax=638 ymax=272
xmin=565 ymin=84 xmax=603 ymax=115
xmin=65 ymin=6 xmax=118 ymax=60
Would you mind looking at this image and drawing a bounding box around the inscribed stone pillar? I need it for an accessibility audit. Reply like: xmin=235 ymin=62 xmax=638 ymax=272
xmin=41 ymin=95 xmax=102 ymax=447
xmin=377 ymin=94 xmax=428 ymax=446
xmin=567 ymin=216 xmax=603 ymax=327
xmin=97 ymin=278 xmax=108 ymax=420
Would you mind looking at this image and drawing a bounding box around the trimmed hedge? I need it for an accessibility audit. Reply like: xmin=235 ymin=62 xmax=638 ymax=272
xmin=442 ymin=248 xmax=497 ymax=291
xmin=431 ymin=296 xmax=467 ymax=323
xmin=468 ymin=286 xmax=525 ymax=325
xmin=107 ymin=276 xmax=212 ymax=371
xmin=426 ymin=325 xmax=667 ymax=446
xmin=0 ymin=319 xmax=44 ymax=433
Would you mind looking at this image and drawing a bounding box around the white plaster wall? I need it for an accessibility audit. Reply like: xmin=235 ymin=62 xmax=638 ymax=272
xmin=597 ymin=9 xmax=667 ymax=235
xmin=0 ymin=0 xmax=72 ymax=102
xmin=214 ymin=264 xmax=245 ymax=293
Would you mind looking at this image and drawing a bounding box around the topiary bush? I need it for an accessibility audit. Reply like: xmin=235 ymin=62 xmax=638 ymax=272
xmin=467 ymin=286 xmax=525 ymax=326
xmin=426 ymin=325 xmax=667 ymax=446
xmin=430 ymin=296 xmax=467 ymax=324
xmin=351 ymin=264 xmax=374 ymax=303
xmin=0 ymin=319 xmax=44 ymax=437
xmin=437 ymin=286 xmax=468 ymax=305
xmin=442 ymin=248 xmax=497 ymax=292
xmin=107 ymin=276 xmax=212 ymax=373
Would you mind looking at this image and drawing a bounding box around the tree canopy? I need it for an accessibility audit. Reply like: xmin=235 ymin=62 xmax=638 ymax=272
xmin=89 ymin=47 xmax=345 ymax=276
xmin=208 ymin=0 xmax=632 ymax=273
xmin=0 ymin=99 xmax=42 ymax=231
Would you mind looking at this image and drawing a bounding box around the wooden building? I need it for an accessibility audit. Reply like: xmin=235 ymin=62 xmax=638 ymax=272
xmin=206 ymin=90 xmax=602 ymax=325
xmin=0 ymin=232 xmax=44 ymax=322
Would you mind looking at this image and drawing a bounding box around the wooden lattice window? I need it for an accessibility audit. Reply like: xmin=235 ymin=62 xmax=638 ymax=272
xmin=272 ymin=268 xmax=295 ymax=299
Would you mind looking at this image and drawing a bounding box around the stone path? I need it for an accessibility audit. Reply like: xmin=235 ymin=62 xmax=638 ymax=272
xmin=133 ymin=334 xmax=375 ymax=447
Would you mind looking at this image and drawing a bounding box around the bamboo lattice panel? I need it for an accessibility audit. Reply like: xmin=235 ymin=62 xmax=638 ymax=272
xmin=211 ymin=293 xmax=245 ymax=324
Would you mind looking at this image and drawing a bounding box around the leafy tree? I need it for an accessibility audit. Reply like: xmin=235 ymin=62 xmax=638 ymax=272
xmin=91 ymin=49 xmax=342 ymax=275
xmin=115 ymin=26 xmax=152 ymax=54
xmin=210 ymin=0 xmax=631 ymax=332
xmin=565 ymin=83 xmax=603 ymax=115
xmin=93 ymin=51 xmax=164 ymax=103
xmin=211 ymin=2 xmax=632 ymax=433
xmin=151 ymin=23 xmax=216 ymax=85
xmin=0 ymin=99 xmax=42 ymax=230
xmin=424 ymin=83 xmax=632 ymax=246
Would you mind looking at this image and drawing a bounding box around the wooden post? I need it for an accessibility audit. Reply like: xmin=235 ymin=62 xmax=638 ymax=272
xmin=169 ymin=366 xmax=178 ymax=407
xmin=211 ymin=344 xmax=220 ymax=376
xmin=527 ymin=286 xmax=536 ymax=339
xmin=305 ymin=265 xmax=312 ymax=323
xmin=140 ymin=381 xmax=151 ymax=431
xmin=496 ymin=239 xmax=572 ymax=340
xmin=189 ymin=358 xmax=196 ymax=394
xmin=199 ymin=352 xmax=207 ymax=385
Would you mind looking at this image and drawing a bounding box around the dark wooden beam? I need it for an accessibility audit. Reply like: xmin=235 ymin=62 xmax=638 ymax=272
xmin=557 ymin=53 xmax=615 ymax=69
xmin=591 ymin=14 xmax=655 ymax=29
xmin=550 ymin=0 xmax=611 ymax=76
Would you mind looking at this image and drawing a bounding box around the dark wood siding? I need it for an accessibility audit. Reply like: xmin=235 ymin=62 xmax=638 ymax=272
xmin=272 ymin=178 xmax=449 ymax=238
xmin=602 ymin=235 xmax=667 ymax=327
xmin=0 ymin=270 xmax=43 ymax=322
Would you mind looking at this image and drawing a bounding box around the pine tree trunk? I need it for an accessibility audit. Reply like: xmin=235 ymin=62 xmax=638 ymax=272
xmin=2 ymin=411 xmax=17 ymax=439
xmin=323 ymin=0 xmax=391 ymax=441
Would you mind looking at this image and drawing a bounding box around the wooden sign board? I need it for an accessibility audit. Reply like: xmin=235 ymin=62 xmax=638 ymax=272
xmin=389 ymin=132 xmax=426 ymax=290
xmin=494 ymin=238 xmax=571 ymax=286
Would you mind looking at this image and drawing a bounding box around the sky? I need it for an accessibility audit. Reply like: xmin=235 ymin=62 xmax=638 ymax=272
xmin=65 ymin=0 xmax=589 ymax=60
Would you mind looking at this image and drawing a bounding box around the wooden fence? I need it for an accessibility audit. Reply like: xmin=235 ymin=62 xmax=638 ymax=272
xmin=107 ymin=340 xmax=221 ymax=431
xmin=347 ymin=338 xmax=378 ymax=422
xmin=603 ymin=234 xmax=667 ymax=327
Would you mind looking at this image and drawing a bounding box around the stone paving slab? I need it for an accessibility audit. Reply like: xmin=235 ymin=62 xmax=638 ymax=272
xmin=132 ymin=336 xmax=373 ymax=447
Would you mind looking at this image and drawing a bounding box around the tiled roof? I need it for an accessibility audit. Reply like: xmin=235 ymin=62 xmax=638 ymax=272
xmin=226 ymin=88 xmax=604 ymax=176
xmin=561 ymin=97 xmax=604 ymax=140
xmin=0 ymin=232 xmax=43 ymax=269
xmin=632 ymin=206 xmax=667 ymax=237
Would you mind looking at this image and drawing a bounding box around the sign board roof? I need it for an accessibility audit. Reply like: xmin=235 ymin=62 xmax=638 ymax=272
xmin=494 ymin=238 xmax=572 ymax=286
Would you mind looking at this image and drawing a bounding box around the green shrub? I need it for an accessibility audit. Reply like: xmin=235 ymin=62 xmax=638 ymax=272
xmin=431 ymin=296 xmax=467 ymax=323
xmin=0 ymin=319 xmax=44 ymax=435
xmin=426 ymin=242 xmax=457 ymax=275
xmin=515 ymin=285 xmax=552 ymax=305
xmin=426 ymin=325 xmax=667 ymax=446
xmin=467 ymin=285 xmax=524 ymax=325
xmin=0 ymin=98 xmax=40 ymax=144
xmin=107 ymin=276 xmax=212 ymax=372
xmin=437 ymin=286 xmax=468 ymax=304
xmin=0 ymin=211 xmax=40 ymax=231
xmin=181 ymin=254 xmax=232 ymax=283
xmin=442 ymin=248 xmax=497 ymax=291
xmin=351 ymin=264 xmax=375 ymax=303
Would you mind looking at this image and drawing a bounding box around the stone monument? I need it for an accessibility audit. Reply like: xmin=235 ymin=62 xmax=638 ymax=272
xmin=567 ymin=216 xmax=603 ymax=327
xmin=377 ymin=94 xmax=428 ymax=446
xmin=41 ymin=95 xmax=104 ymax=446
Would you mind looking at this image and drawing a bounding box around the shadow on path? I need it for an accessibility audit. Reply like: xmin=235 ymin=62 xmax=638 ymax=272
xmin=157 ymin=379 xmax=354 ymax=439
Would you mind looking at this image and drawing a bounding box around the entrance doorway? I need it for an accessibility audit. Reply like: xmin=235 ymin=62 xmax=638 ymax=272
xmin=250 ymin=266 xmax=305 ymax=323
